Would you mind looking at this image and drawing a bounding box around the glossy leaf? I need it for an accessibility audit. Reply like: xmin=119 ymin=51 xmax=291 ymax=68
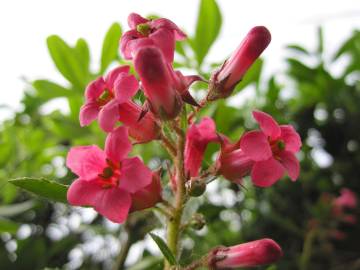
xmin=9 ymin=178 xmax=68 ymax=203
xmin=149 ymin=233 xmax=177 ymax=266
xmin=192 ymin=0 xmax=222 ymax=66
xmin=100 ymin=23 xmax=122 ymax=73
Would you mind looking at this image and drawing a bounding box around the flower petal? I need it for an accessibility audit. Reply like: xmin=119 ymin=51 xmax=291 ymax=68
xmin=105 ymin=126 xmax=132 ymax=163
xmin=105 ymin=66 xmax=130 ymax=89
xmin=128 ymin=13 xmax=148 ymax=29
xmin=280 ymin=125 xmax=302 ymax=153
xmin=253 ymin=111 xmax=281 ymax=139
xmin=67 ymin=178 xmax=103 ymax=206
xmin=66 ymin=146 xmax=106 ymax=179
xmin=114 ymin=73 xmax=139 ymax=103
xmin=94 ymin=188 xmax=131 ymax=224
xmin=149 ymin=28 xmax=175 ymax=63
xmin=278 ymin=151 xmax=300 ymax=181
xmin=79 ymin=102 xmax=100 ymax=127
xmin=240 ymin=130 xmax=272 ymax=161
xmin=98 ymin=99 xmax=119 ymax=132
xmin=119 ymin=157 xmax=152 ymax=193
xmin=251 ymin=158 xmax=285 ymax=187
xmin=150 ymin=18 xmax=186 ymax=40
xmin=120 ymin=30 xmax=142 ymax=60
xmin=85 ymin=77 xmax=106 ymax=101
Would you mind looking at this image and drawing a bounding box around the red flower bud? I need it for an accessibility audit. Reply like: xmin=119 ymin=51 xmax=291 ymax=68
xmin=211 ymin=239 xmax=283 ymax=269
xmin=130 ymin=170 xmax=163 ymax=212
xmin=134 ymin=46 xmax=183 ymax=119
xmin=208 ymin=26 xmax=271 ymax=101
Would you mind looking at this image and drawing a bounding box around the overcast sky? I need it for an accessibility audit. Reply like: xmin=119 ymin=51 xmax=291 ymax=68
xmin=0 ymin=0 xmax=359 ymax=119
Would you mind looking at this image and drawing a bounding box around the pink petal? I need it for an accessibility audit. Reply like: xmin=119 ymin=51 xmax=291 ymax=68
xmin=219 ymin=149 xmax=254 ymax=182
xmin=85 ymin=77 xmax=106 ymax=101
xmin=79 ymin=102 xmax=100 ymax=127
xmin=114 ymin=73 xmax=139 ymax=103
xmin=118 ymin=102 xmax=159 ymax=143
xmin=253 ymin=111 xmax=281 ymax=139
xmin=150 ymin=18 xmax=186 ymax=40
xmin=98 ymin=99 xmax=119 ymax=132
xmin=119 ymin=157 xmax=152 ymax=193
xmin=184 ymin=117 xmax=219 ymax=177
xmin=122 ymin=35 xmax=154 ymax=60
xmin=105 ymin=66 xmax=130 ymax=89
xmin=66 ymin=146 xmax=106 ymax=179
xmin=240 ymin=130 xmax=272 ymax=161
xmin=105 ymin=126 xmax=132 ymax=163
xmin=150 ymin=28 xmax=175 ymax=63
xmin=94 ymin=188 xmax=132 ymax=224
xmin=251 ymin=157 xmax=285 ymax=187
xmin=67 ymin=178 xmax=103 ymax=206
xmin=128 ymin=13 xmax=148 ymax=29
xmin=280 ymin=125 xmax=302 ymax=153
xmin=120 ymin=30 xmax=142 ymax=60
xmin=278 ymin=151 xmax=300 ymax=181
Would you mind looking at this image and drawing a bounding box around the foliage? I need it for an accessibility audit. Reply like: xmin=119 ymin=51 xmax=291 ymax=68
xmin=1 ymin=0 xmax=359 ymax=269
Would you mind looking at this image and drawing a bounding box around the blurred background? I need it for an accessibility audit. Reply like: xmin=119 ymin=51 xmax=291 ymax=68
xmin=0 ymin=0 xmax=360 ymax=269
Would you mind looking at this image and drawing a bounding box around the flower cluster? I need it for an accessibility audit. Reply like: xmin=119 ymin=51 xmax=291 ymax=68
xmin=66 ymin=13 xmax=302 ymax=268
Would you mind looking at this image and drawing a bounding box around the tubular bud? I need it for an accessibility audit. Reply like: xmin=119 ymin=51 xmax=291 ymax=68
xmin=207 ymin=26 xmax=271 ymax=101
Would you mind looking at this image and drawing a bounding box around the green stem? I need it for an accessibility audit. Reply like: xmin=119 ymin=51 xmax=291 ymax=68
xmin=165 ymin=120 xmax=187 ymax=270
xmin=300 ymin=227 xmax=317 ymax=270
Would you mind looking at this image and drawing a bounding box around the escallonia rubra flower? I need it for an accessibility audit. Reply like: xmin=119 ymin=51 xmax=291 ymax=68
xmin=79 ymin=66 xmax=139 ymax=132
xmin=209 ymin=238 xmax=283 ymax=269
xmin=238 ymin=110 xmax=302 ymax=187
xmin=134 ymin=46 xmax=183 ymax=120
xmin=66 ymin=126 xmax=153 ymax=223
xmin=120 ymin=13 xmax=186 ymax=63
xmin=207 ymin=26 xmax=271 ymax=101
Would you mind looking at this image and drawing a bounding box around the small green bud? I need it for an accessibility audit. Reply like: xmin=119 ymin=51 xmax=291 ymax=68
xmin=136 ymin=23 xmax=151 ymax=36
xmin=186 ymin=180 xmax=206 ymax=197
xmin=190 ymin=213 xmax=206 ymax=230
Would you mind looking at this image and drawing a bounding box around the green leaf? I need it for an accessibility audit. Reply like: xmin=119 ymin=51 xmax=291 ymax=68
xmin=47 ymin=35 xmax=88 ymax=89
xmin=100 ymin=23 xmax=122 ymax=73
xmin=128 ymin=256 xmax=163 ymax=270
xmin=149 ymin=233 xmax=177 ymax=266
xmin=33 ymin=80 xmax=74 ymax=101
xmin=0 ymin=218 xmax=20 ymax=234
xmin=9 ymin=177 xmax=68 ymax=203
xmin=0 ymin=201 xmax=35 ymax=217
xmin=74 ymin=38 xmax=91 ymax=73
xmin=286 ymin=44 xmax=309 ymax=55
xmin=192 ymin=0 xmax=222 ymax=66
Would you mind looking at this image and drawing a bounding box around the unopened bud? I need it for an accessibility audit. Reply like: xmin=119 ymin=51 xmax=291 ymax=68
xmin=190 ymin=213 xmax=206 ymax=230
xmin=186 ymin=179 xmax=206 ymax=197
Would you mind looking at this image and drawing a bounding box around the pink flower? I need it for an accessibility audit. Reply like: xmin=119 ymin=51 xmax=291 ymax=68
xmin=134 ymin=46 xmax=183 ymax=119
xmin=130 ymin=170 xmax=162 ymax=212
xmin=239 ymin=110 xmax=301 ymax=187
xmin=120 ymin=13 xmax=186 ymax=63
xmin=184 ymin=117 xmax=219 ymax=178
xmin=334 ymin=188 xmax=357 ymax=210
xmin=211 ymin=239 xmax=283 ymax=269
xmin=208 ymin=26 xmax=271 ymax=101
xmin=66 ymin=126 xmax=152 ymax=223
xmin=118 ymin=102 xmax=160 ymax=143
xmin=79 ymin=66 xmax=139 ymax=132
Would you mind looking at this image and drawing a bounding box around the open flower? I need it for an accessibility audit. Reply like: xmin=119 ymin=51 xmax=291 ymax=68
xmin=208 ymin=26 xmax=271 ymax=101
xmin=239 ymin=110 xmax=302 ymax=187
xmin=184 ymin=117 xmax=219 ymax=178
xmin=134 ymin=46 xmax=183 ymax=119
xmin=211 ymin=239 xmax=283 ymax=269
xmin=120 ymin=13 xmax=186 ymax=63
xmin=66 ymin=126 xmax=152 ymax=223
xmin=79 ymin=66 xmax=139 ymax=132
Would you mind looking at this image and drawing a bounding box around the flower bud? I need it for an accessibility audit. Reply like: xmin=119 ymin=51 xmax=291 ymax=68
xmin=186 ymin=179 xmax=206 ymax=197
xmin=189 ymin=213 xmax=206 ymax=230
xmin=210 ymin=239 xmax=283 ymax=269
xmin=134 ymin=46 xmax=183 ymax=120
xmin=207 ymin=26 xmax=271 ymax=101
xmin=130 ymin=170 xmax=162 ymax=212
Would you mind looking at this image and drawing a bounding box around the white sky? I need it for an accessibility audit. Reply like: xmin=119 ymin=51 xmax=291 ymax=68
xmin=0 ymin=0 xmax=359 ymax=117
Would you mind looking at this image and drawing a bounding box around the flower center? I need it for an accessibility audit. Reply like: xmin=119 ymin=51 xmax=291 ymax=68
xmin=270 ymin=139 xmax=286 ymax=155
xmin=97 ymin=89 xmax=114 ymax=106
xmin=136 ymin=23 xmax=151 ymax=36
xmin=98 ymin=159 xmax=121 ymax=189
